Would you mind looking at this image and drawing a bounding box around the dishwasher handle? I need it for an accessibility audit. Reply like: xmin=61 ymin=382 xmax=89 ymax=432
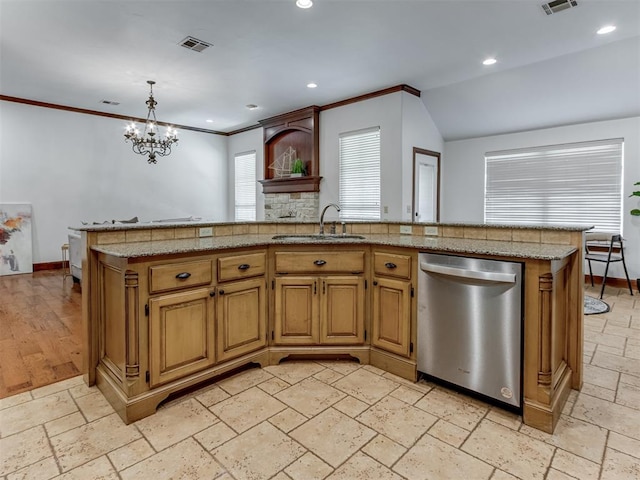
xmin=420 ymin=261 xmax=516 ymax=284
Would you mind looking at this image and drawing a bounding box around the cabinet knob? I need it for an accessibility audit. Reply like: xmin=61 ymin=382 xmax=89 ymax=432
xmin=314 ymin=259 xmax=327 ymax=266
xmin=175 ymin=272 xmax=191 ymax=279
xmin=238 ymin=264 xmax=251 ymax=271
xmin=219 ymin=289 xmax=225 ymax=295
xmin=209 ymin=291 xmax=216 ymax=297
xmin=373 ymin=280 xmax=378 ymax=286
xmin=384 ymin=262 xmax=397 ymax=269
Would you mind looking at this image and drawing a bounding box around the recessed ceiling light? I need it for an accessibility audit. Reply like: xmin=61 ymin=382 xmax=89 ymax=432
xmin=246 ymin=104 xmax=258 ymax=110
xmin=296 ymin=0 xmax=313 ymax=8
xmin=307 ymin=82 xmax=317 ymax=88
xmin=483 ymin=58 xmax=497 ymax=66
xmin=206 ymin=119 xmax=213 ymax=123
xmin=597 ymin=25 xmax=616 ymax=35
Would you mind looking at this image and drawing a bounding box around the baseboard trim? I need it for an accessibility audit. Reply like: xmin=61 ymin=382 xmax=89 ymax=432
xmin=585 ymin=274 xmax=639 ymax=290
xmin=33 ymin=261 xmax=65 ymax=271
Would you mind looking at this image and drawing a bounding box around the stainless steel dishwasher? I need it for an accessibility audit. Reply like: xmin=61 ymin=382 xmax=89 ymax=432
xmin=417 ymin=253 xmax=523 ymax=408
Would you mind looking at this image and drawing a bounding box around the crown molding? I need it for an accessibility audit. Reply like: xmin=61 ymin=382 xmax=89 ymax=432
xmin=1 ymin=83 xmax=421 ymax=137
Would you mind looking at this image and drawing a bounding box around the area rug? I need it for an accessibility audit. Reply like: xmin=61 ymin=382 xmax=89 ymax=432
xmin=584 ymin=295 xmax=610 ymax=315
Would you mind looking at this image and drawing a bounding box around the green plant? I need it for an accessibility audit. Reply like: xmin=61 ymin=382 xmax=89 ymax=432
xmin=631 ymin=181 xmax=640 ymax=216
xmin=291 ymin=158 xmax=305 ymax=175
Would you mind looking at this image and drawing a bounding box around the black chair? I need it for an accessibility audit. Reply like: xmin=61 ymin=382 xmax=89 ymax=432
xmin=585 ymin=232 xmax=634 ymax=299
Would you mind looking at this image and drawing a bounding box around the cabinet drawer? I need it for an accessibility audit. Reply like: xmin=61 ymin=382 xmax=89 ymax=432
xmin=218 ymin=252 xmax=266 ymax=282
xmin=373 ymin=252 xmax=412 ymax=279
xmin=149 ymin=260 xmax=212 ymax=293
xmin=275 ymin=251 xmax=365 ymax=274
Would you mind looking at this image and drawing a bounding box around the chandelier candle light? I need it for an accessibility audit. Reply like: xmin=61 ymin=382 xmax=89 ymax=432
xmin=124 ymin=80 xmax=178 ymax=164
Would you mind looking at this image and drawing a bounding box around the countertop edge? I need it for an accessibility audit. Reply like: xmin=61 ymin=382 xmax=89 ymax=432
xmin=90 ymin=234 xmax=577 ymax=261
xmin=71 ymin=220 xmax=593 ymax=233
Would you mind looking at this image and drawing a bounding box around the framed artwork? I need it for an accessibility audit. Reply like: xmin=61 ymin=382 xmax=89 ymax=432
xmin=0 ymin=203 xmax=33 ymax=276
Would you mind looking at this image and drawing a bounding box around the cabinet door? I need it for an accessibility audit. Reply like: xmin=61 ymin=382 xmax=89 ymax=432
xmin=274 ymin=277 xmax=318 ymax=344
xmin=372 ymin=277 xmax=411 ymax=357
xmin=149 ymin=288 xmax=214 ymax=387
xmin=320 ymin=276 xmax=365 ymax=345
xmin=216 ymin=278 xmax=267 ymax=362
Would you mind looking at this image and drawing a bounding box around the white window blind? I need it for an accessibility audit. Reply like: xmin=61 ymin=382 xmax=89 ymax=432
xmin=485 ymin=139 xmax=623 ymax=232
xmin=339 ymin=127 xmax=381 ymax=220
xmin=234 ymin=151 xmax=256 ymax=221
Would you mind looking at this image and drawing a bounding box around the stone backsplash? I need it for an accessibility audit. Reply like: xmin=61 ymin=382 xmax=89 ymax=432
xmin=264 ymin=192 xmax=319 ymax=221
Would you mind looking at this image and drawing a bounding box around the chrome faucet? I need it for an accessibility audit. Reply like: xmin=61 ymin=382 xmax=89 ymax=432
xmin=319 ymin=203 xmax=341 ymax=234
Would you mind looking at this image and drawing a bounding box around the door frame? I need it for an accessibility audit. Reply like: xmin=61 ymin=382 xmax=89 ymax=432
xmin=412 ymin=147 xmax=441 ymax=223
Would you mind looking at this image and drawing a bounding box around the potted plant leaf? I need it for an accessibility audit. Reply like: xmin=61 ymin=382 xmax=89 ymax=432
xmin=290 ymin=158 xmax=305 ymax=177
xmin=631 ymin=181 xmax=640 ymax=216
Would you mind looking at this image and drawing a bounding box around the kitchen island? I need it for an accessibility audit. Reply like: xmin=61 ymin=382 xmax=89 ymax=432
xmin=75 ymin=221 xmax=587 ymax=433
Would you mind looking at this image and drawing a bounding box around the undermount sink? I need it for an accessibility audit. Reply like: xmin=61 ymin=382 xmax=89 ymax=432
xmin=272 ymin=234 xmax=366 ymax=241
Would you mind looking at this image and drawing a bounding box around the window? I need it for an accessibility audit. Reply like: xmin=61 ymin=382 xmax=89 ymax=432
xmin=485 ymin=139 xmax=623 ymax=232
xmin=234 ymin=151 xmax=256 ymax=221
xmin=339 ymin=127 xmax=381 ymax=220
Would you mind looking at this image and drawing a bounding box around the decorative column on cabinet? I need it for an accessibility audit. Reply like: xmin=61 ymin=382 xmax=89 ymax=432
xmin=258 ymin=106 xmax=321 ymax=194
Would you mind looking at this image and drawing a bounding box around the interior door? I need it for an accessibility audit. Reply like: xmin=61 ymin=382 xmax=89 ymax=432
xmin=412 ymin=148 xmax=440 ymax=223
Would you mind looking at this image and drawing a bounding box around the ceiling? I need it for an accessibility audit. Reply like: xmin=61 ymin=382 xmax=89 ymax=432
xmin=1 ymin=0 xmax=639 ymax=141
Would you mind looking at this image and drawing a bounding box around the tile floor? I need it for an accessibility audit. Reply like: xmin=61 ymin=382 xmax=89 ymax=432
xmin=1 ymin=285 xmax=638 ymax=480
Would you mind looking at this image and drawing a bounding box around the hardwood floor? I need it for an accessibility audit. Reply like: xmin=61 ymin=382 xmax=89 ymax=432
xmin=0 ymin=270 xmax=82 ymax=398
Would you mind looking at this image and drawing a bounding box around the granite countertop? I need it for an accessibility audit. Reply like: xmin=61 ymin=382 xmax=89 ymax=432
xmin=91 ymin=234 xmax=577 ymax=261
xmin=71 ymin=220 xmax=593 ymax=233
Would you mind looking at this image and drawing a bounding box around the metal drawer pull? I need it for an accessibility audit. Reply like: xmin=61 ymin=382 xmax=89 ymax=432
xmin=314 ymin=259 xmax=327 ymax=266
xmin=238 ymin=264 xmax=250 ymax=270
xmin=385 ymin=262 xmax=397 ymax=269
xmin=175 ymin=272 xmax=191 ymax=279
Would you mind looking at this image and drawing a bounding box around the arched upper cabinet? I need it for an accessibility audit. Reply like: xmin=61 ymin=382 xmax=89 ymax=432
xmin=258 ymin=106 xmax=322 ymax=194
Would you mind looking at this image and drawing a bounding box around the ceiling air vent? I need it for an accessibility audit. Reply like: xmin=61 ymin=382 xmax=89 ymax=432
xmin=179 ymin=36 xmax=212 ymax=52
xmin=542 ymin=0 xmax=578 ymax=15
xmin=100 ymin=100 xmax=120 ymax=105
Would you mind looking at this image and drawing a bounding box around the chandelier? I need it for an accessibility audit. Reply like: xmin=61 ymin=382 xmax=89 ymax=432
xmin=124 ymin=80 xmax=178 ymax=164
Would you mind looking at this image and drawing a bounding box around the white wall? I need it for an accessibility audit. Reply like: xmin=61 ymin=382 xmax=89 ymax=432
xmin=227 ymin=128 xmax=264 ymax=220
xmin=227 ymin=91 xmax=444 ymax=224
xmin=0 ymin=101 xmax=229 ymax=264
xmin=442 ymin=116 xmax=640 ymax=279
xmin=401 ymin=94 xmax=445 ymax=221
xmin=319 ymin=93 xmax=403 ymax=222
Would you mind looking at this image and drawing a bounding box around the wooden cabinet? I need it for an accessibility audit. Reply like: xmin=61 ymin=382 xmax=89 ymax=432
xmin=147 ymin=258 xmax=217 ymax=387
xmin=274 ymin=275 xmax=365 ymax=345
xmin=215 ymin=251 xmax=267 ymax=362
xmin=274 ymin=276 xmax=318 ymax=344
xmin=149 ymin=288 xmax=215 ymax=387
xmin=258 ymin=106 xmax=321 ymax=194
xmin=371 ymin=251 xmax=413 ymax=357
xmin=218 ymin=252 xmax=266 ymax=282
xmin=321 ymin=276 xmax=365 ymax=344
xmin=149 ymin=259 xmax=212 ymax=294
xmin=94 ymin=249 xmax=270 ymax=423
xmin=273 ymin=249 xmax=366 ymax=346
xmin=86 ymin=226 xmax=584 ymax=432
xmin=372 ymin=277 xmax=411 ymax=356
